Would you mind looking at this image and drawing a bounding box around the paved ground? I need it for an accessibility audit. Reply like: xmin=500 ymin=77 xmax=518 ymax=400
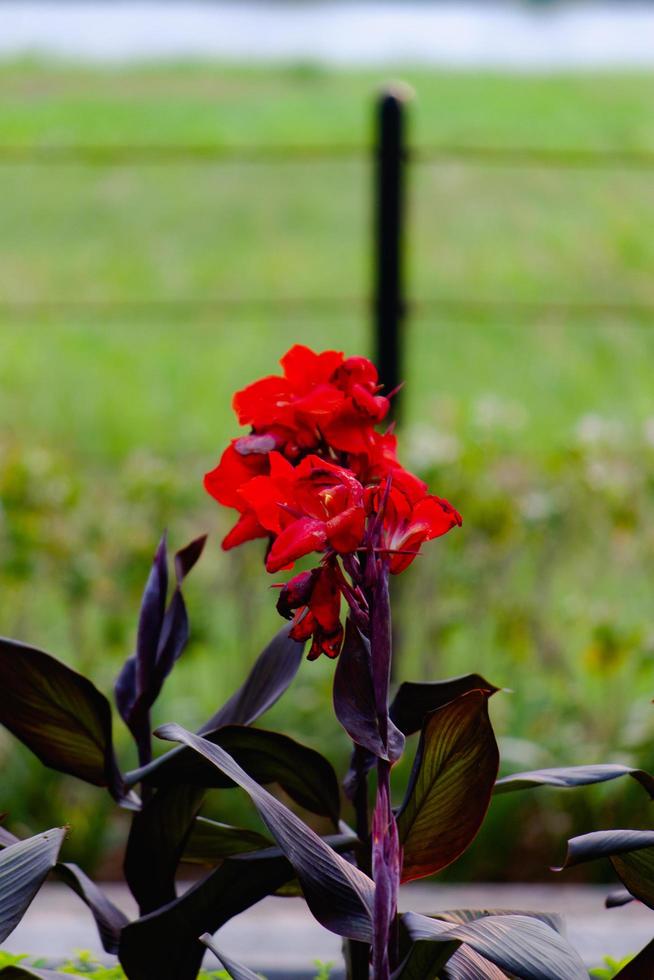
xmin=4 ymin=882 xmax=653 ymax=976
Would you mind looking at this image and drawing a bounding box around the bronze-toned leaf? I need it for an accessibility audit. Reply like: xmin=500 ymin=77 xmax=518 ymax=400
xmin=397 ymin=690 xmax=499 ymax=882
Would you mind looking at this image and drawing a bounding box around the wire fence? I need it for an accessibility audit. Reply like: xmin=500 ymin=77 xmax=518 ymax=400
xmin=4 ymin=142 xmax=654 ymax=169
xmin=4 ymin=134 xmax=654 ymax=325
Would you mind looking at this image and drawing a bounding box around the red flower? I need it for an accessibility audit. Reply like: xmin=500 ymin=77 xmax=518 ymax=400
xmin=369 ymin=469 xmax=462 ymax=574
xmin=231 ymin=345 xmax=389 ymax=460
xmin=276 ymin=563 xmax=344 ymax=660
xmin=259 ymin=455 xmax=366 ymax=573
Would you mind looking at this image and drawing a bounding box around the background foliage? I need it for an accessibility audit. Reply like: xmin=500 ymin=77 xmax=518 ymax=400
xmin=1 ymin=61 xmax=654 ymax=878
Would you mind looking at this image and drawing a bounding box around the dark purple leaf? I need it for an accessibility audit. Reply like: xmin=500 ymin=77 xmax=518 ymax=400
xmin=127 ymin=725 xmax=340 ymax=825
xmin=495 ymin=764 xmax=654 ymax=798
xmin=0 ymin=639 xmax=123 ymax=799
xmin=441 ymin=946 xmax=507 ymax=979
xmin=200 ymin=623 xmax=304 ymax=732
xmin=114 ymin=655 xmax=137 ymax=733
xmin=0 ymin=828 xmax=66 ymax=942
xmin=135 ymin=532 xmax=168 ymax=703
xmin=605 ymin=888 xmax=634 ymax=908
xmin=613 ymin=939 xmax=654 ymax=978
xmin=433 ymin=908 xmax=563 ymax=934
xmin=397 ymin=691 xmax=499 ymax=882
xmin=182 ymin=818 xmax=272 ymax=864
xmin=54 ymin=863 xmax=129 ymax=954
xmin=152 ymin=535 xmax=208 ymax=697
xmin=345 ymin=673 xmax=500 ymax=804
xmin=557 ymin=829 xmax=654 ymax=867
xmin=557 ymin=829 xmax=654 ymax=909
xmin=394 ymin=907 xmax=562 ymax=978
xmin=200 ymin=934 xmax=260 ymax=980
xmin=174 ymin=534 xmax=208 ymax=582
xmin=333 ymin=618 xmax=403 ymax=763
xmin=152 ymin=590 xmax=188 ymax=697
xmin=115 ymin=534 xmax=206 ymax=765
xmin=120 ymin=832 xmax=357 ymax=980
xmin=119 ymin=847 xmax=297 ymax=980
xmin=392 ymin=939 xmax=460 ymax=980
xmin=124 ymin=785 xmax=205 ymax=915
xmin=0 ymin=829 xmax=127 ymax=952
xmin=156 ymin=723 xmax=374 ymax=942
xmin=402 ymin=911 xmax=587 ymax=980
xmin=390 ymin=675 xmax=500 ymax=737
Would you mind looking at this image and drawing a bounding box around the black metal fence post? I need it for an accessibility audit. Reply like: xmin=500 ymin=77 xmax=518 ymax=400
xmin=373 ymin=85 xmax=409 ymax=419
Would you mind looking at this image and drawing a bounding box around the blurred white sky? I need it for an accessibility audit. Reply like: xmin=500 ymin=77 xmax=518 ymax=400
xmin=2 ymin=2 xmax=654 ymax=68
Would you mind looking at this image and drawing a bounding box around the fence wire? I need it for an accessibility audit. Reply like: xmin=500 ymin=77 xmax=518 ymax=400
xmin=4 ymin=296 xmax=654 ymax=323
xmin=3 ymin=139 xmax=654 ymax=322
xmin=2 ymin=142 xmax=654 ymax=169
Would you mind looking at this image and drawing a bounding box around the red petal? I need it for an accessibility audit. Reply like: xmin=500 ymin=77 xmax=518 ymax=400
xmin=238 ymin=452 xmax=296 ymax=534
xmin=281 ymin=345 xmax=343 ymax=390
xmin=266 ymin=517 xmax=327 ymax=573
xmin=332 ymin=355 xmax=379 ymax=391
xmin=204 ymin=443 xmax=268 ymax=510
xmin=233 ymin=376 xmax=293 ymax=428
xmin=308 ymin=624 xmax=344 ymax=660
xmin=322 ymin=413 xmax=376 ymax=455
xmin=308 ymin=566 xmax=341 ymax=632
xmin=222 ymin=511 xmax=268 ymax=551
xmin=290 ymin=608 xmax=317 ymax=642
xmin=413 ymin=495 xmax=463 ymax=539
xmin=325 ymin=506 xmax=366 ymax=555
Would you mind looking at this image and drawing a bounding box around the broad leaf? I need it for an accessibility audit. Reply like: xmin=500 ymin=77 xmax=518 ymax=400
xmin=390 ymin=674 xmax=500 ymax=736
xmin=120 ymin=832 xmax=356 ymax=980
xmin=495 ymin=764 xmax=654 ymax=797
xmin=333 ymin=618 xmax=403 ymax=762
xmin=402 ymin=911 xmax=587 ymax=980
xmin=182 ymin=817 xmax=272 ymax=864
xmin=345 ymin=673 xmax=499 ymax=804
xmin=54 ymin=863 xmax=129 ymax=954
xmin=433 ymin=908 xmax=563 ymax=934
xmin=124 ymin=784 xmax=205 ymax=914
xmin=0 ymin=831 xmax=128 ymax=953
xmin=0 ymin=639 xmax=123 ymax=797
xmin=442 ymin=947 xmax=507 ymax=979
xmin=614 ymin=939 xmax=654 ymax=978
xmin=393 ymin=943 xmax=506 ymax=980
xmin=127 ymin=725 xmax=340 ymax=825
xmin=397 ymin=690 xmax=499 ymax=881
xmin=558 ymin=829 xmax=654 ymax=909
xmin=156 ymin=723 xmax=374 ymax=942
xmin=200 ymin=933 xmax=260 ymax=980
xmin=0 ymin=828 xmax=66 ymax=942
xmin=200 ymin=622 xmax=304 ymax=732
xmin=392 ymin=937 xmax=459 ymax=980
xmin=119 ymin=847 xmax=296 ymax=980
xmin=394 ymin=908 xmax=562 ymax=980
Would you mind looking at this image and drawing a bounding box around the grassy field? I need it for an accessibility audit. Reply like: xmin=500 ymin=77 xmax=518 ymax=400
xmin=2 ymin=61 xmax=654 ymax=879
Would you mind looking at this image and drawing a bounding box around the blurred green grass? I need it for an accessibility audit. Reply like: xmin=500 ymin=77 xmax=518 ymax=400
xmin=1 ymin=61 xmax=654 ymax=879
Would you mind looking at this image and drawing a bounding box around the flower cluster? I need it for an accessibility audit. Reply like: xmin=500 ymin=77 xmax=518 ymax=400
xmin=205 ymin=345 xmax=461 ymax=659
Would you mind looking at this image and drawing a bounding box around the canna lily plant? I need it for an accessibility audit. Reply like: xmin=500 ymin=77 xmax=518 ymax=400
xmin=0 ymin=344 xmax=649 ymax=979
